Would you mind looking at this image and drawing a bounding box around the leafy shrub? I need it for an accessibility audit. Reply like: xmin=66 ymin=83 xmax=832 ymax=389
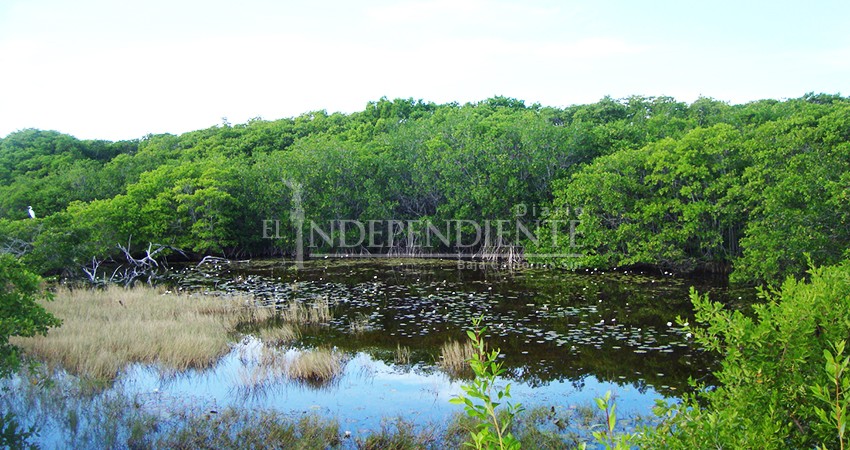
xmin=639 ymin=261 xmax=850 ymax=448
xmin=450 ymin=317 xmax=523 ymax=449
xmin=0 ymin=254 xmax=61 ymax=377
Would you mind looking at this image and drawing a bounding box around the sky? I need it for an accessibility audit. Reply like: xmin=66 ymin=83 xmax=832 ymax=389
xmin=1 ymin=0 xmax=848 ymax=141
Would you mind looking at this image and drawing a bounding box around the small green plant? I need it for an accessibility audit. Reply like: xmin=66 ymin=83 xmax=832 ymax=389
xmin=449 ymin=316 xmax=523 ymax=450
xmin=584 ymin=391 xmax=633 ymax=450
xmin=636 ymin=262 xmax=850 ymax=448
xmin=812 ymin=340 xmax=850 ymax=450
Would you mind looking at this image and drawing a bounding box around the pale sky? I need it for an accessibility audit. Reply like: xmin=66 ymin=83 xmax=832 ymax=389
xmin=1 ymin=0 xmax=848 ymax=141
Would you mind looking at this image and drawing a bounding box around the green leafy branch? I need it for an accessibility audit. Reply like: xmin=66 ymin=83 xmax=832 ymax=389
xmin=449 ymin=316 xmax=523 ymax=450
xmin=813 ymin=340 xmax=850 ymax=450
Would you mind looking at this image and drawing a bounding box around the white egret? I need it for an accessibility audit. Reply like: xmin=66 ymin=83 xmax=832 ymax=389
xmin=27 ymin=206 xmax=35 ymax=219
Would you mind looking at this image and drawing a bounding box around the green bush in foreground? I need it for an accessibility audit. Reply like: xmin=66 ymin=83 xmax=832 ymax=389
xmin=639 ymin=260 xmax=850 ymax=449
xmin=450 ymin=317 xmax=523 ymax=449
xmin=0 ymin=254 xmax=61 ymax=377
xmin=0 ymin=254 xmax=61 ymax=448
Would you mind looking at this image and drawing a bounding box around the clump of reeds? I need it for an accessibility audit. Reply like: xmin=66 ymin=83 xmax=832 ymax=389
xmin=349 ymin=313 xmax=371 ymax=334
xmin=279 ymin=296 xmax=332 ymax=325
xmin=236 ymin=343 xmax=289 ymax=396
xmin=394 ymin=344 xmax=411 ymax=365
xmin=237 ymin=345 xmax=348 ymax=392
xmin=286 ymin=348 xmax=348 ymax=388
xmin=437 ymin=340 xmax=476 ymax=378
xmin=12 ymin=285 xmax=273 ymax=381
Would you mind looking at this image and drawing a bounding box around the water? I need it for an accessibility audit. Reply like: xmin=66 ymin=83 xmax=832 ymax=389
xmin=115 ymin=338 xmax=663 ymax=436
xmin=169 ymin=257 xmax=746 ymax=394
xmin=9 ymin=258 xmax=753 ymax=445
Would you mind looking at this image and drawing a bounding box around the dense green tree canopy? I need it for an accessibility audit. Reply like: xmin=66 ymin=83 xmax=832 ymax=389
xmin=0 ymin=94 xmax=848 ymax=284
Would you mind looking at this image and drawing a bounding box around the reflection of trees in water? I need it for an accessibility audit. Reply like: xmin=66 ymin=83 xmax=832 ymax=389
xmin=172 ymin=259 xmax=736 ymax=395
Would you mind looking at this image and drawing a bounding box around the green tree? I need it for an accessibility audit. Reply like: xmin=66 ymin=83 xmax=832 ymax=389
xmin=733 ymin=102 xmax=850 ymax=282
xmin=0 ymin=254 xmax=61 ymax=377
xmin=544 ymin=124 xmax=747 ymax=272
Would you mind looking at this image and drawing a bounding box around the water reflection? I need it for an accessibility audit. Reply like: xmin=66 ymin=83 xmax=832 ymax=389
xmin=116 ymin=338 xmax=663 ymax=435
xmin=169 ymin=258 xmax=740 ymax=394
xmin=7 ymin=258 xmax=754 ymax=446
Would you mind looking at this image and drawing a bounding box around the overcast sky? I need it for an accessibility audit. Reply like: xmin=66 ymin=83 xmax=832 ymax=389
xmin=1 ymin=0 xmax=848 ymax=141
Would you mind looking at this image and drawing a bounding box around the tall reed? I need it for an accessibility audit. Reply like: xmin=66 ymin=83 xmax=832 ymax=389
xmin=437 ymin=340 xmax=476 ymax=379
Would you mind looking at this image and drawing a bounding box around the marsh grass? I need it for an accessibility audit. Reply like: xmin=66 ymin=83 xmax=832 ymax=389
xmin=286 ymin=348 xmax=348 ymax=388
xmin=236 ymin=344 xmax=288 ymax=397
xmin=395 ymin=344 xmax=411 ymax=365
xmin=156 ymin=408 xmax=341 ymax=449
xmin=3 ymin=366 xmax=342 ymax=450
xmin=3 ymin=364 xmax=636 ymax=449
xmin=355 ymin=417 xmax=439 ymax=449
xmin=236 ymin=343 xmax=348 ymax=392
xmin=280 ymin=296 xmax=332 ymax=325
xmin=256 ymin=324 xmax=300 ymax=345
xmin=437 ymin=340 xmax=476 ymax=379
xmin=11 ymin=285 xmax=272 ymax=381
xmin=349 ymin=313 xmax=371 ymax=334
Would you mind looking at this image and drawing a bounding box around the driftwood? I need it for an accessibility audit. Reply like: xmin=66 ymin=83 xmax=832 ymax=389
xmin=81 ymin=256 xmax=102 ymax=282
xmin=82 ymin=238 xmax=185 ymax=286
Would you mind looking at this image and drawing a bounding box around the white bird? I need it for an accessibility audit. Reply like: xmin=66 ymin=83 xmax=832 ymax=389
xmin=27 ymin=206 xmax=35 ymax=219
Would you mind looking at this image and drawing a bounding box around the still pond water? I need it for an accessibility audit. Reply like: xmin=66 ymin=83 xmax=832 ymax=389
xmin=20 ymin=258 xmax=754 ymax=444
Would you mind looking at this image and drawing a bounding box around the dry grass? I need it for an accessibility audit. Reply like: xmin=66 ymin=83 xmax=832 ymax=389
xmin=256 ymin=325 xmax=299 ymax=346
xmin=437 ymin=340 xmax=476 ymax=378
xmin=395 ymin=344 xmax=411 ymax=365
xmin=280 ymin=296 xmax=332 ymax=325
xmin=236 ymin=344 xmax=288 ymax=396
xmin=236 ymin=344 xmax=348 ymax=392
xmin=12 ymin=285 xmax=273 ymax=381
xmin=286 ymin=348 xmax=348 ymax=388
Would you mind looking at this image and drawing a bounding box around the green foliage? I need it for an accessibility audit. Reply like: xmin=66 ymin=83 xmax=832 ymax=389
xmin=543 ymin=95 xmax=850 ymax=282
xmin=449 ymin=317 xmax=523 ymax=449
xmin=543 ymin=124 xmax=747 ymax=272
xmin=732 ymin=103 xmax=850 ymax=282
xmin=812 ymin=341 xmax=850 ymax=450
xmin=0 ymin=129 xmax=138 ymax=219
xmin=0 ymin=254 xmax=61 ymax=377
xmin=637 ymin=261 xmax=850 ymax=448
xmin=0 ymin=412 xmax=38 ymax=450
xmin=587 ymin=391 xmax=634 ymax=450
xmin=2 ymin=94 xmax=850 ymax=283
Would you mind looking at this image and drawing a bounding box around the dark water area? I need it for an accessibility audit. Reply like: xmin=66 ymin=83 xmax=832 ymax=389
xmin=170 ymin=257 xmax=753 ymax=395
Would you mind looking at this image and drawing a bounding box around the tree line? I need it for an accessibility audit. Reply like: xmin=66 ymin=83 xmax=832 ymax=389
xmin=0 ymin=93 xmax=848 ymax=283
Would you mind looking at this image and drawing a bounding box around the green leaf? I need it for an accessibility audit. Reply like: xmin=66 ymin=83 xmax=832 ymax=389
xmin=595 ymin=397 xmax=607 ymax=411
